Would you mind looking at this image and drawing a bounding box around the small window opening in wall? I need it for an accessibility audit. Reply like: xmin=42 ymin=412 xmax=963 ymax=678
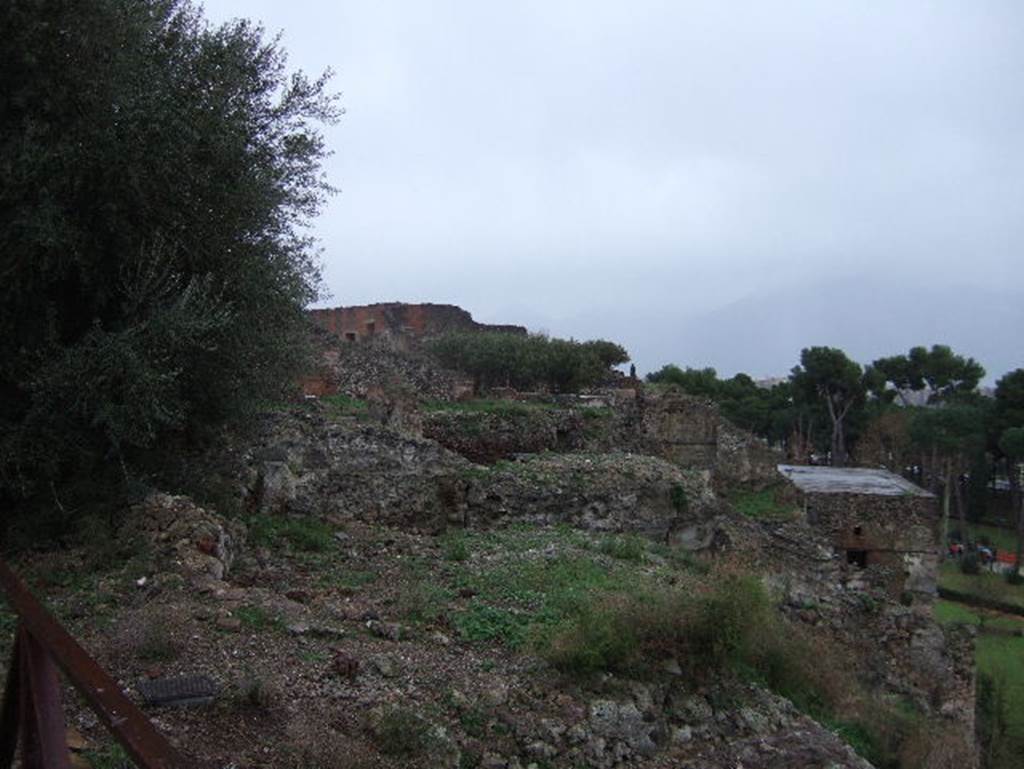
xmin=846 ymin=549 xmax=868 ymax=568
xmin=366 ymin=321 xmax=376 ymax=335
xmin=345 ymin=332 xmax=356 ymax=342
xmin=853 ymin=525 xmax=863 ymax=536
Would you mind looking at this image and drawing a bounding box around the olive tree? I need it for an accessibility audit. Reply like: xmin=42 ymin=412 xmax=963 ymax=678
xmin=0 ymin=0 xmax=339 ymax=524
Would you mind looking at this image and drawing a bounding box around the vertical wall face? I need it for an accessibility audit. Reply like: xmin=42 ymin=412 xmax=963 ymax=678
xmin=805 ymin=492 xmax=940 ymax=596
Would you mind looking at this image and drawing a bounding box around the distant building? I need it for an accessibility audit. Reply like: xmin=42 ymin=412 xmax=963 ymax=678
xmin=777 ymin=464 xmax=939 ymax=598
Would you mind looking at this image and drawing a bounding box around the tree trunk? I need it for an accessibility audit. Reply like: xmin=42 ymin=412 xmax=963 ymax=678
xmin=1011 ymin=460 xmax=1023 ymax=577
xmin=826 ymin=395 xmax=849 ymax=467
xmin=832 ymin=420 xmax=846 ymax=467
xmin=941 ymin=461 xmax=951 ymax=548
xmin=953 ymin=457 xmax=967 ymax=542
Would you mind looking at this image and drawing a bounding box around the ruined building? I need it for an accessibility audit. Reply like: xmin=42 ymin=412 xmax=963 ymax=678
xmin=777 ymin=464 xmax=939 ymax=598
xmin=308 ymin=302 xmax=526 ymax=344
xmin=300 ymin=303 xmax=527 ymax=397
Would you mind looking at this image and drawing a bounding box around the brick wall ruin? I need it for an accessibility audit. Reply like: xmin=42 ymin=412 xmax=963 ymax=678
xmin=308 ymin=303 xmax=526 ymax=344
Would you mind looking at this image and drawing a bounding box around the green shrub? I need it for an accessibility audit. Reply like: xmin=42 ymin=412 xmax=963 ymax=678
xmin=85 ymin=744 xmax=134 ymax=769
xmin=426 ymin=332 xmax=628 ymax=393
xmin=374 ymin=707 xmax=435 ymax=757
xmin=454 ymin=603 xmax=528 ymax=646
xmin=395 ymin=580 xmax=451 ymax=625
xmin=540 ymin=569 xmax=773 ymax=679
xmin=441 ymin=531 xmax=471 ymax=562
xmin=597 ymin=534 xmax=646 ymax=562
xmin=670 ymin=484 xmax=689 ymax=515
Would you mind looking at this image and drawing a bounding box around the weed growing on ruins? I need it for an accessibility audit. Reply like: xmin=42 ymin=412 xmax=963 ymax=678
xmin=117 ymin=606 xmax=180 ymax=663
xmin=373 ymin=706 xmax=436 ymax=757
xmin=84 ymin=743 xmax=134 ymax=769
xmin=322 ymin=394 xmax=370 ymax=419
xmin=423 ymin=399 xmax=556 ymax=416
xmin=454 ymin=602 xmax=529 ymax=646
xmin=284 ymin=715 xmax=359 ymax=769
xmin=395 ymin=577 xmax=452 ymax=625
xmin=441 ymin=530 xmax=471 ymax=561
xmin=235 ymin=604 xmax=284 ymax=632
xmin=539 ymin=568 xmax=770 ymax=677
xmin=231 ymin=672 xmax=285 ymax=713
xmin=727 ymin=486 xmax=795 ymax=521
xmin=327 ymin=568 xmax=379 ymax=591
xmin=596 ymin=534 xmax=646 ymax=562
xmin=247 ymin=515 xmax=336 ymax=553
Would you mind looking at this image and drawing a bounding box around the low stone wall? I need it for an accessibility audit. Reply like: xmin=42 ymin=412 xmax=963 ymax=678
xmin=450 ymin=453 xmax=718 ymax=540
xmin=422 ymin=407 xmax=584 ymax=463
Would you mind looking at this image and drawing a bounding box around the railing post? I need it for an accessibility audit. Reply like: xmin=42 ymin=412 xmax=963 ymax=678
xmin=0 ymin=631 xmax=23 ymax=769
xmin=0 ymin=559 xmax=191 ymax=768
xmin=19 ymin=627 xmax=73 ymax=769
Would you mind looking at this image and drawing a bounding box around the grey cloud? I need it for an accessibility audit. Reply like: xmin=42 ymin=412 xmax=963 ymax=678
xmin=203 ymin=0 xmax=1024 ymax=378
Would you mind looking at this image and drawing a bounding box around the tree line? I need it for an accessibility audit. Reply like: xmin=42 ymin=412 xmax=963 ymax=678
xmin=649 ymin=345 xmax=1024 ymax=565
xmin=426 ymin=332 xmax=629 ymax=394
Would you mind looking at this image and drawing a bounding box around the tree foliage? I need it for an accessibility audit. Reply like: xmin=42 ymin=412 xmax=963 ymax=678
xmin=871 ymin=345 xmax=985 ymax=404
xmin=426 ymin=333 xmax=628 ymax=393
xmin=0 ymin=0 xmax=339 ymax=519
xmin=995 ymin=369 xmax=1024 ymax=435
xmin=790 ymin=347 xmax=865 ymax=466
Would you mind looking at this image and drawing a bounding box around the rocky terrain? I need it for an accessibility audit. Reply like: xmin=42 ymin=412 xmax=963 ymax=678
xmin=0 ymin=378 xmax=978 ymax=768
xmin=2 ymin=494 xmax=879 ymax=769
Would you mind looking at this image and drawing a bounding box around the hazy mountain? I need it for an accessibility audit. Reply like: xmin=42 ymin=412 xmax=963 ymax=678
xmin=517 ymin=277 xmax=1022 ymax=384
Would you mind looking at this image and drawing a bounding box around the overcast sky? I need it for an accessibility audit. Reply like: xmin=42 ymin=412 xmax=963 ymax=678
xmin=202 ymin=1 xmax=1023 ymax=381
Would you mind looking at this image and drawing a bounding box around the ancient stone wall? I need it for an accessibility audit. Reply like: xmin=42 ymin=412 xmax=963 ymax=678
xmin=801 ymin=491 xmax=940 ymax=597
xmin=422 ymin=408 xmax=585 ymax=464
xmin=452 ymin=453 xmax=718 ymax=540
xmin=309 ymin=303 xmax=526 ymax=344
xmin=575 ymin=388 xmax=781 ymax=485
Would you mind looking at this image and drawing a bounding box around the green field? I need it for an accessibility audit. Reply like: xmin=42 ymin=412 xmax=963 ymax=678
xmin=952 ymin=523 xmax=1018 ymax=554
xmin=939 ymin=561 xmax=1024 ymax=611
xmin=935 ymin=599 xmax=1024 ymax=762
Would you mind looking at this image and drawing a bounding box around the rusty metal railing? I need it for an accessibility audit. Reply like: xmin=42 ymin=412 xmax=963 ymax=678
xmin=0 ymin=558 xmax=190 ymax=768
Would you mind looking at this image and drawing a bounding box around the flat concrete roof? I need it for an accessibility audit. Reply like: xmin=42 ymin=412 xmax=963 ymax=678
xmin=777 ymin=465 xmax=934 ymax=497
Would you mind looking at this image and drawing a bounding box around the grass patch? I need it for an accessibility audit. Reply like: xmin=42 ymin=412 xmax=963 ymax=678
xmin=321 ymin=393 xmax=369 ymax=418
xmin=235 ymin=604 xmax=283 ymax=632
xmin=423 ymin=399 xmax=555 ymax=417
xmin=939 ymin=561 xmax=1024 ymax=611
xmin=728 ymin=486 xmax=795 ymax=521
xmin=936 ymin=598 xmax=1024 ymax=766
xmin=596 ymin=534 xmax=646 ymax=562
xmin=247 ymin=515 xmax=336 ymax=553
xmin=84 ymin=744 xmax=134 ymax=769
xmin=454 ymin=602 xmax=529 ymax=646
xmin=395 ymin=579 xmax=452 ymax=625
xmin=441 ymin=531 xmax=471 ymax=562
xmin=446 ymin=527 xmax=661 ymax=647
